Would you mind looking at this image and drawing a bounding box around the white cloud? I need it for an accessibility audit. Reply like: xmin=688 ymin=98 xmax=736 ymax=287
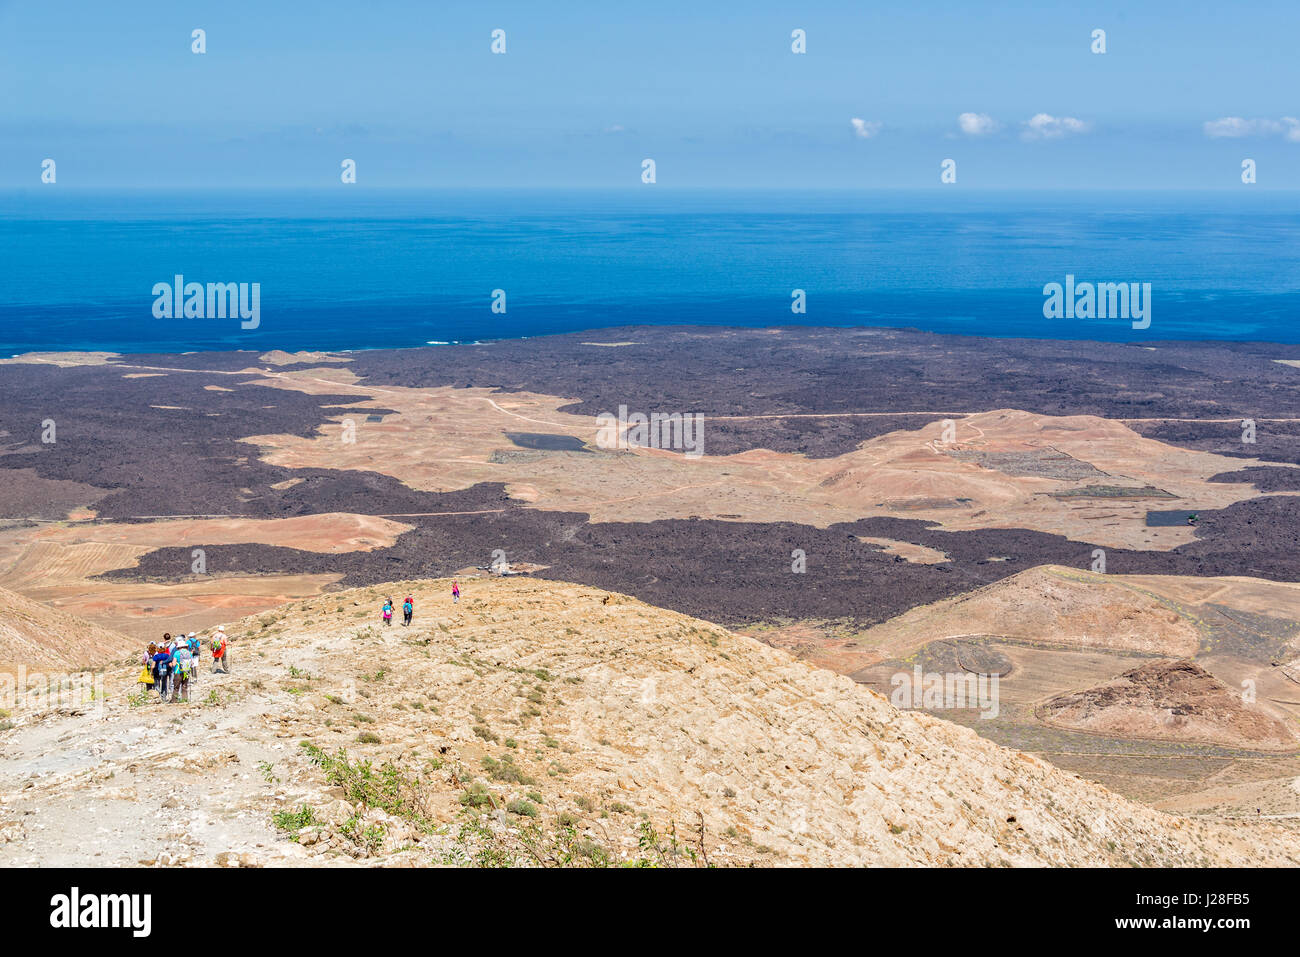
xmin=1022 ymin=113 xmax=1090 ymax=140
xmin=850 ymin=117 xmax=882 ymax=139
xmin=958 ymin=112 xmax=997 ymax=136
xmin=1203 ymin=116 xmax=1300 ymax=141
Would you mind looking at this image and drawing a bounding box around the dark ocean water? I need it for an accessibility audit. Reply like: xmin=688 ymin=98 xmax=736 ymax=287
xmin=2 ymin=189 xmax=1298 ymax=353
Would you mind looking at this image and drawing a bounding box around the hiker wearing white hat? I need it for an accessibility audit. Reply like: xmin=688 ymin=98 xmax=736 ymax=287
xmin=211 ymin=625 xmax=230 ymax=675
xmin=172 ymin=637 xmax=194 ymax=702
xmin=186 ymin=632 xmax=200 ymax=684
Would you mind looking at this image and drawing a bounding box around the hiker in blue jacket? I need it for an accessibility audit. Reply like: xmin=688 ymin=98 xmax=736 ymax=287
xmin=186 ymin=633 xmax=201 ymax=684
xmin=152 ymin=638 xmax=174 ymax=701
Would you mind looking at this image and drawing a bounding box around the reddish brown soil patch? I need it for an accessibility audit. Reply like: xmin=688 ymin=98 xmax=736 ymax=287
xmin=1038 ymin=659 xmax=1300 ymax=751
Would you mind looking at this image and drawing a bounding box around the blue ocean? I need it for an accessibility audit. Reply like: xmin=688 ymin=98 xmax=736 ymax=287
xmin=2 ymin=190 xmax=1298 ymax=353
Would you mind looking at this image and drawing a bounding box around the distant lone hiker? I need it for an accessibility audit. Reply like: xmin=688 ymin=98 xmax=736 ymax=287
xmin=402 ymin=595 xmax=414 ymax=626
xmin=382 ymin=597 xmax=394 ymax=626
xmin=451 ymin=581 xmax=460 ymax=604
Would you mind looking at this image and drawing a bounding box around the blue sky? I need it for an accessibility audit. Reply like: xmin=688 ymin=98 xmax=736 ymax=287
xmin=2 ymin=0 xmax=1298 ymax=188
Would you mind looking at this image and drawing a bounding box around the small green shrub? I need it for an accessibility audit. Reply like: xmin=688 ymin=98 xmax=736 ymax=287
xmin=481 ymin=754 xmax=534 ymax=785
xmin=273 ymin=805 xmax=318 ymax=836
xmin=459 ymin=782 xmax=495 ymax=808
xmin=506 ymin=798 xmax=537 ymax=817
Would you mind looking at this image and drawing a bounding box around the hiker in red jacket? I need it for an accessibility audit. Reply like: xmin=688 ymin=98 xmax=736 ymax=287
xmin=210 ymin=627 xmax=229 ymax=674
xmin=451 ymin=581 xmax=460 ymax=604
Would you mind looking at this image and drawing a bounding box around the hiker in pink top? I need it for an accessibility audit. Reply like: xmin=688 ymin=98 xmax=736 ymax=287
xmin=451 ymin=580 xmax=460 ymax=604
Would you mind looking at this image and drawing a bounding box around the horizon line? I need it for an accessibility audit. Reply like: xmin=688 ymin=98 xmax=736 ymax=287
xmin=5 ymin=185 xmax=1298 ymax=193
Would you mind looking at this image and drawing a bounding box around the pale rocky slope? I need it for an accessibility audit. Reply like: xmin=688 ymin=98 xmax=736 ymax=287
xmin=1 ymin=577 xmax=1296 ymax=867
xmin=0 ymin=581 xmax=135 ymax=674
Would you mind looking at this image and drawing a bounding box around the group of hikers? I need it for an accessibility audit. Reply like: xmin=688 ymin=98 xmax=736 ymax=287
xmin=135 ymin=582 xmax=463 ymax=701
xmin=379 ymin=582 xmax=460 ymax=626
xmin=137 ymin=625 xmax=230 ymax=703
xmin=381 ymin=593 xmax=417 ymax=626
